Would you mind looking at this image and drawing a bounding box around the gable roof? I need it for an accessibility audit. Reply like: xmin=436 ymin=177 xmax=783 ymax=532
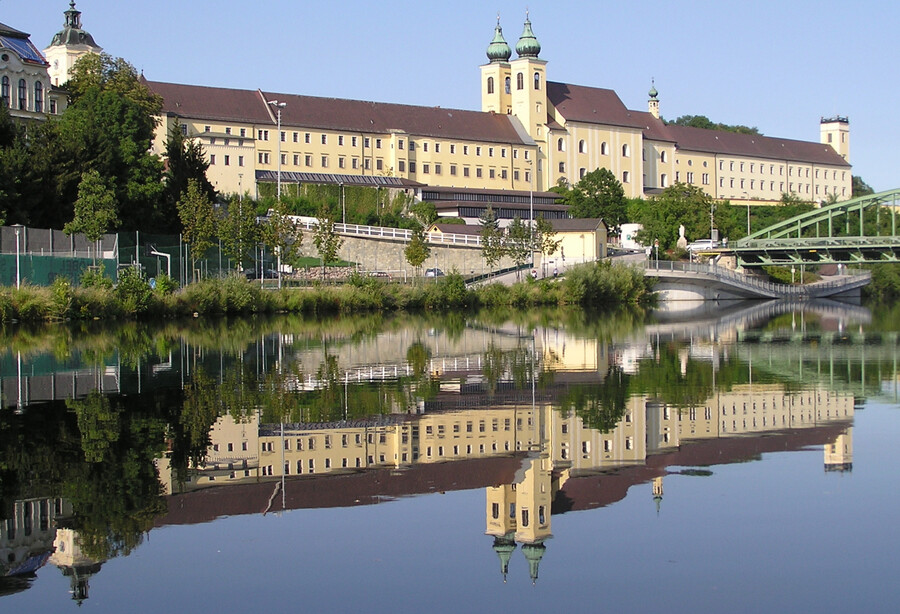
xmin=548 ymin=81 xmax=646 ymax=130
xmin=147 ymin=80 xmax=534 ymax=146
xmin=550 ymin=218 xmax=605 ymax=232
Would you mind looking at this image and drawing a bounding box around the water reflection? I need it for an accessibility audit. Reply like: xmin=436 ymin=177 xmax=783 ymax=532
xmin=1 ymin=301 xmax=895 ymax=600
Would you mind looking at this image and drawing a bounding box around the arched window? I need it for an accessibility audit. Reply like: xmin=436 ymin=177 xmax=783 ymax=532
xmin=600 ymin=142 xmax=608 ymax=155
xmin=660 ymin=151 xmax=667 ymax=163
xmin=1 ymin=77 xmax=9 ymax=107
xmin=660 ymin=173 xmax=668 ymax=187
xmin=558 ymin=161 xmax=565 ymax=173
xmin=534 ymin=72 xmax=540 ymax=90
xmin=622 ymin=143 xmax=630 ymax=157
xmin=557 ymin=138 xmax=565 ymax=152
xmin=579 ymin=167 xmax=586 ymax=179
xmin=622 ymin=171 xmax=630 ymax=183
xmin=34 ymin=81 xmax=43 ymax=113
xmin=578 ymin=140 xmax=586 ymax=154
xmin=504 ymin=76 xmax=510 ymax=94
xmin=516 ymin=72 xmax=524 ymax=90
xmin=487 ymin=77 xmax=494 ymax=94
xmin=18 ymin=79 xmax=27 ymax=110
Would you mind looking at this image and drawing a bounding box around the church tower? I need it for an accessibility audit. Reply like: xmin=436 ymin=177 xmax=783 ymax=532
xmin=43 ymin=2 xmax=102 ymax=87
xmin=509 ymin=13 xmax=548 ymax=148
xmin=820 ymin=116 xmax=849 ymax=162
xmin=480 ymin=16 xmax=512 ymax=115
xmin=648 ymin=81 xmax=660 ymax=119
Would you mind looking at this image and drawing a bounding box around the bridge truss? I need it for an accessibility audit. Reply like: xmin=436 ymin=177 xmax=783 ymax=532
xmin=730 ymin=189 xmax=900 ymax=266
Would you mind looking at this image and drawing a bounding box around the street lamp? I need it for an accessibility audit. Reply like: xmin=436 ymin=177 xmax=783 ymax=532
xmin=339 ymin=181 xmax=345 ymax=225
xmin=13 ymin=224 xmax=24 ymax=289
xmin=267 ymin=100 xmax=286 ymax=200
xmin=742 ymin=191 xmax=750 ymax=236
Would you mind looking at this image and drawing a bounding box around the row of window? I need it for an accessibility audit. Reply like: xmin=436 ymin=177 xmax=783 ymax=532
xmin=718 ymin=176 xmax=845 ymax=196
xmin=486 ymin=71 xmax=542 ymax=95
xmin=567 ymin=164 xmax=630 ymax=183
xmin=561 ymin=139 xmax=631 ymax=157
xmin=1 ymin=76 xmax=52 ymax=113
xmin=718 ymin=160 xmax=846 ymax=181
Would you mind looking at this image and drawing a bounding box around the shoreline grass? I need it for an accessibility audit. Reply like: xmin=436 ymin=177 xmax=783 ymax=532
xmin=0 ymin=262 xmax=655 ymax=323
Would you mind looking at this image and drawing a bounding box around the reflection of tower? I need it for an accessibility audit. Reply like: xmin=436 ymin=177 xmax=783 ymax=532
xmin=485 ymin=452 xmax=553 ymax=583
xmin=652 ymin=476 xmax=664 ymax=515
xmin=49 ymin=528 xmax=106 ymax=604
xmin=824 ymin=428 xmax=853 ymax=473
xmin=492 ymin=533 xmax=517 ymax=583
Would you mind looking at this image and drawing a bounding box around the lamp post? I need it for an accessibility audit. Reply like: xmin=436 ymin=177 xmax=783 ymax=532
xmin=742 ymin=192 xmax=750 ymax=236
xmin=526 ymin=158 xmax=535 ymax=256
xmin=13 ymin=224 xmax=23 ymax=289
xmin=267 ymin=100 xmax=286 ymax=200
xmin=340 ymin=181 xmax=345 ymax=225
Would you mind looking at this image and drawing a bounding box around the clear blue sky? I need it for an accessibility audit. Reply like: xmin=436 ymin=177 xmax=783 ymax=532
xmin=6 ymin=1 xmax=898 ymax=191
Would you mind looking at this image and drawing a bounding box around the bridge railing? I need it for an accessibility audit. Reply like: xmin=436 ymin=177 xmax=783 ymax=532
xmin=637 ymin=260 xmax=871 ymax=298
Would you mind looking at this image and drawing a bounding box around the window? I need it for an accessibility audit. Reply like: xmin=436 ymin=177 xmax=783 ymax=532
xmin=487 ymin=76 xmax=494 ymax=94
xmin=488 ymin=147 xmax=494 ymax=157
xmin=686 ymin=172 xmax=694 ymax=184
xmin=238 ymin=156 xmax=244 ymax=166
xmin=364 ymin=158 xmax=371 ymax=170
xmin=293 ymin=154 xmax=299 ymax=165
xmin=622 ymin=143 xmax=630 ymax=157
xmin=578 ymin=140 xmax=586 ymax=154
xmin=500 ymin=169 xmax=507 ymax=179
xmin=513 ymin=169 xmax=519 ymax=181
xmin=409 ymin=161 xmax=415 ymax=172
xmin=376 ymin=138 xmax=382 ymax=149
xmin=557 ymin=138 xmax=565 ymax=152
xmin=321 ymin=134 xmax=327 ymax=145
xmin=463 ymin=145 xmax=469 ymax=155
xmin=258 ymin=129 xmax=269 ymax=141
xmin=476 ymin=168 xmax=482 ymax=178
xmin=1 ymin=76 xmax=9 ymax=107
xmin=517 ymin=72 xmax=524 ymax=90
xmin=224 ymin=155 xmax=230 ymax=166
xmin=338 ymin=135 xmax=344 ymax=146
xmin=280 ymin=131 xmax=285 ymax=142
xmin=580 ymin=167 xmax=586 ymax=179
xmin=280 ymin=153 xmax=286 ymax=165
xmin=623 ymin=170 xmax=630 ymax=183
xmin=702 ymin=173 xmax=709 ymax=185
xmin=34 ymin=81 xmax=43 ymax=112
xmin=600 ymin=142 xmax=608 ymax=155
xmin=204 ymin=125 xmax=211 ymax=132
xmin=258 ymin=152 xmax=270 ymax=164
xmin=304 ymin=133 xmax=311 ymax=143
xmin=463 ymin=167 xmax=470 ymax=177
xmin=476 ymin=146 xmax=482 ymax=156
xmin=398 ymin=139 xmax=404 ymax=150
xmin=504 ymin=76 xmax=510 ymax=94
xmin=450 ymin=144 xmax=455 ymax=154
xmin=398 ymin=160 xmax=405 ymax=172
xmin=423 ymin=163 xmax=429 ymax=174
xmin=434 ymin=163 xmax=441 ymax=175
xmin=489 ymin=169 xmax=495 ymax=179
xmin=339 ymin=157 xmax=346 ymax=169
xmin=351 ymin=136 xmax=358 ymax=147
xmin=423 ymin=142 xmax=428 ymax=152
xmin=661 ymin=173 xmax=668 ymax=187
xmin=534 ymin=71 xmax=541 ymax=90
xmin=305 ymin=155 xmax=312 ymax=166
xmin=376 ymin=159 xmax=383 ymax=171
xmin=18 ymin=79 xmax=27 ymax=110
xmin=558 ymin=161 xmax=565 ymax=172
xmin=501 ymin=148 xmax=506 ymax=158
xmin=661 ymin=151 xmax=667 ymax=163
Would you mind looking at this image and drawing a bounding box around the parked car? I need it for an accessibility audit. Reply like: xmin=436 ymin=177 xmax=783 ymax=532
xmin=686 ymin=239 xmax=719 ymax=253
xmin=244 ymin=268 xmax=279 ymax=279
xmin=370 ymin=271 xmax=392 ymax=281
xmin=424 ymin=268 xmax=445 ymax=278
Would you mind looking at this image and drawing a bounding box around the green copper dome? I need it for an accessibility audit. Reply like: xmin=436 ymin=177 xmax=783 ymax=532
xmin=515 ymin=13 xmax=541 ymax=58
xmin=649 ymin=83 xmax=658 ymax=99
xmin=486 ymin=18 xmax=512 ymax=63
xmin=48 ymin=2 xmax=99 ymax=48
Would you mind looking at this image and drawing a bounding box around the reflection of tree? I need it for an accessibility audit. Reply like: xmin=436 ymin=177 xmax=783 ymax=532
xmin=558 ymin=366 xmax=629 ymax=433
xmin=63 ymin=394 xmax=168 ymax=561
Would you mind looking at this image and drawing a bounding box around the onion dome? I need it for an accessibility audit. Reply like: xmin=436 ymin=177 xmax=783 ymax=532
xmin=515 ymin=12 xmax=541 ymax=58
xmin=649 ymin=80 xmax=659 ymax=100
xmin=486 ymin=17 xmax=512 ymax=63
xmin=48 ymin=2 xmax=99 ymax=48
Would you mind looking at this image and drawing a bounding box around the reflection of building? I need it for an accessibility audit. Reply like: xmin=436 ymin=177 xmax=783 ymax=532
xmin=0 ymin=498 xmax=69 ymax=578
xmin=49 ymin=527 xmax=106 ymax=604
xmin=824 ymin=428 xmax=853 ymax=472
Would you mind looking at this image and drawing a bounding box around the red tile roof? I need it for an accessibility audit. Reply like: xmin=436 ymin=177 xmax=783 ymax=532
xmin=146 ymin=80 xmax=533 ymax=145
xmin=547 ymin=81 xmax=646 ymax=130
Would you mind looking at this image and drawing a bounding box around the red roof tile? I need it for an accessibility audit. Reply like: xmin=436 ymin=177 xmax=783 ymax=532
xmin=548 ymin=81 xmax=646 ymax=130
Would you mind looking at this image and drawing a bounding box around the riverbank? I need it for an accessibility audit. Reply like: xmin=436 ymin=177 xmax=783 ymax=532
xmin=0 ymin=261 xmax=654 ymax=323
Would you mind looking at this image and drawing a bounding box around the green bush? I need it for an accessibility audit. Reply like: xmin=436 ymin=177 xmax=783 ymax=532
xmin=50 ymin=277 xmax=74 ymax=319
xmin=115 ymin=267 xmax=154 ymax=316
xmin=562 ymin=261 xmax=653 ymax=307
xmin=80 ymin=264 xmax=114 ymax=289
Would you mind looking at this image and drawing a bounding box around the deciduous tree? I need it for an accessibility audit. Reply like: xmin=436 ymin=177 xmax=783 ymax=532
xmin=177 ymin=179 xmax=216 ymax=280
xmin=64 ymin=170 xmax=119 ymax=266
xmin=313 ymin=205 xmax=343 ymax=280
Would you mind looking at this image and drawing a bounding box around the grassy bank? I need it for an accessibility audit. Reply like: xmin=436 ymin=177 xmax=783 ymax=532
xmin=0 ymin=262 xmax=654 ymax=323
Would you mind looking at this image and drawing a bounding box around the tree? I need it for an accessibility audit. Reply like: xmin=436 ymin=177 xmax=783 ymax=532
xmin=504 ymin=217 xmax=532 ymax=278
xmin=405 ymin=225 xmax=431 ymax=276
xmin=566 ymin=168 xmax=628 ymax=232
xmin=409 ymin=201 xmax=438 ymax=227
xmin=534 ymin=214 xmax=562 ymax=259
xmin=629 ymin=182 xmax=716 ymax=250
xmin=479 ymin=206 xmax=505 ymax=270
xmin=164 ymin=121 xmax=216 ymax=234
xmin=219 ymin=195 xmax=259 ymax=272
xmin=852 ymin=175 xmax=875 ymax=198
xmin=262 ymin=200 xmax=303 ymax=287
xmin=313 ymin=205 xmax=343 ymax=280
xmin=51 ymin=54 xmax=165 ymax=231
xmin=64 ymin=170 xmax=119 ymax=266
xmin=177 ymin=179 xmax=216 ymax=280
xmin=666 ymin=114 xmax=761 ymax=135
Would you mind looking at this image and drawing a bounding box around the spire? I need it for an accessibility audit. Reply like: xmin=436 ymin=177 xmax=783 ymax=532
xmin=521 ymin=541 xmax=547 ymax=585
xmin=648 ymin=79 xmax=660 ymax=119
xmin=492 ymin=533 xmax=517 ymax=583
xmin=515 ymin=11 xmax=541 ymax=59
xmin=486 ymin=15 xmax=512 ymax=63
xmin=48 ymin=1 xmax=100 ymax=48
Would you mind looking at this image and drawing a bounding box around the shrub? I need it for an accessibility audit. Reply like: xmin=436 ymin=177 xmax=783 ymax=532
xmin=115 ymin=267 xmax=154 ymax=316
xmin=80 ymin=264 xmax=114 ymax=289
xmin=50 ymin=277 xmax=73 ymax=320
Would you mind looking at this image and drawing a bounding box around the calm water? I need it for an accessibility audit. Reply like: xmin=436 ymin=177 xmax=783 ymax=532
xmin=1 ymin=301 xmax=899 ymax=612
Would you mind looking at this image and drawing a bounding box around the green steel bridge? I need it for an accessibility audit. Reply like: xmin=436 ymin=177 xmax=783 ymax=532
xmin=730 ymin=189 xmax=900 ymax=266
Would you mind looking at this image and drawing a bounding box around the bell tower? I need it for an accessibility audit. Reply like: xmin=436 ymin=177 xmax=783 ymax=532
xmin=43 ymin=2 xmax=102 ymax=86
xmin=481 ymin=16 xmax=512 ymax=115
xmin=820 ymin=116 xmax=850 ymax=162
xmin=509 ymin=12 xmax=548 ymax=145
